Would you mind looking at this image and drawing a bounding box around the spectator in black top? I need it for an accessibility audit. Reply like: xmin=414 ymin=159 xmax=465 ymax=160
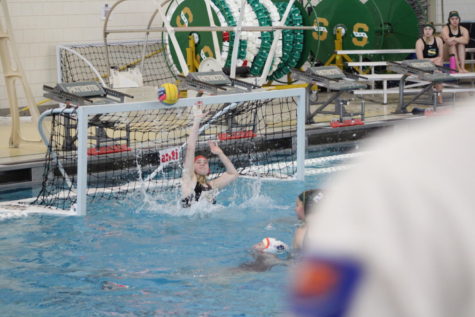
xmin=415 ymin=22 xmax=444 ymax=104
xmin=441 ymin=10 xmax=470 ymax=73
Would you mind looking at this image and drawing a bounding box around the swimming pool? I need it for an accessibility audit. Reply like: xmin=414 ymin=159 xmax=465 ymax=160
xmin=0 ymin=147 xmax=355 ymax=316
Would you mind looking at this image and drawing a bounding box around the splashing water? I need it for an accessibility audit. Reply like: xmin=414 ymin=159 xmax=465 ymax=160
xmin=0 ymin=148 xmax=358 ymax=316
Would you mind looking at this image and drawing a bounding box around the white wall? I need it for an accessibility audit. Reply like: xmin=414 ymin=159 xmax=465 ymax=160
xmin=0 ymin=0 xmax=159 ymax=111
xmin=432 ymin=0 xmax=475 ymax=25
xmin=1 ymin=0 xmax=475 ymax=111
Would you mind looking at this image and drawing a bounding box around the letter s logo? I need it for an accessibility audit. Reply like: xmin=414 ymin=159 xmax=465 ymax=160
xmin=176 ymin=7 xmax=193 ymax=27
xmin=352 ymin=23 xmax=369 ymax=47
xmin=312 ymin=17 xmax=329 ymax=41
xmin=197 ymin=46 xmax=214 ymax=63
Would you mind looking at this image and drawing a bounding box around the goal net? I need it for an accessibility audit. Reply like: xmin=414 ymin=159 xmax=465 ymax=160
xmin=57 ymin=40 xmax=176 ymax=86
xmin=34 ymin=88 xmax=306 ymax=215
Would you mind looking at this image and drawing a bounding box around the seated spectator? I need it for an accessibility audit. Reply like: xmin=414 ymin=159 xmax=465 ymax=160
xmin=415 ymin=22 xmax=444 ymax=104
xmin=293 ymin=189 xmax=324 ymax=250
xmin=441 ymin=10 xmax=470 ymax=73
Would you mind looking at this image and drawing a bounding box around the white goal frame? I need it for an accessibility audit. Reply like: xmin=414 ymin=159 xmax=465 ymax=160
xmin=71 ymin=88 xmax=306 ymax=215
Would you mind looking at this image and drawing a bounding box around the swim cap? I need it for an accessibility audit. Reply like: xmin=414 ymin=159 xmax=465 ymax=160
xmin=298 ymin=189 xmax=324 ymax=216
xmin=448 ymin=10 xmax=460 ymax=20
xmin=257 ymin=237 xmax=289 ymax=255
xmin=422 ymin=22 xmax=435 ymax=32
xmin=194 ymin=155 xmax=208 ymax=162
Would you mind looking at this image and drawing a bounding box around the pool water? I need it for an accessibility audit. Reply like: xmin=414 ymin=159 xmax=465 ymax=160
xmin=0 ymin=148 xmax=354 ymax=316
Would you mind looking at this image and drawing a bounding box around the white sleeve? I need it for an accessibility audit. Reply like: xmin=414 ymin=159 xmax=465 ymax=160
xmin=303 ymin=101 xmax=475 ymax=317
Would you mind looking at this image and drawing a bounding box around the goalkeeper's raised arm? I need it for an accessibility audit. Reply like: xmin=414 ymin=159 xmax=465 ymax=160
xmin=181 ymin=105 xmax=239 ymax=208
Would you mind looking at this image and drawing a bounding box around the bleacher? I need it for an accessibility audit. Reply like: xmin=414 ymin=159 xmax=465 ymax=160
xmin=335 ymin=48 xmax=475 ymax=104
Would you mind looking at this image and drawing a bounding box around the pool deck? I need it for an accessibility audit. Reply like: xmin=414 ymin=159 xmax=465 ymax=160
xmin=0 ymin=89 xmax=471 ymax=192
xmin=0 ymin=116 xmax=48 ymax=191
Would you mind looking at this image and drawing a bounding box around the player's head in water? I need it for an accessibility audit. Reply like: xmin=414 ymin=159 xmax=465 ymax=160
xmin=238 ymin=237 xmax=291 ymax=272
xmin=295 ymin=189 xmax=324 ymax=220
xmin=293 ymin=189 xmax=325 ymax=251
xmin=254 ymin=237 xmax=290 ymax=257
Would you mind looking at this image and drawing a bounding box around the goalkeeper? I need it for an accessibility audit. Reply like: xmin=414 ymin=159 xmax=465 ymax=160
xmin=181 ymin=105 xmax=239 ymax=207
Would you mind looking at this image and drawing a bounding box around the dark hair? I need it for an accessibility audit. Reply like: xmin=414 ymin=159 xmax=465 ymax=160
xmin=298 ymin=189 xmax=324 ymax=216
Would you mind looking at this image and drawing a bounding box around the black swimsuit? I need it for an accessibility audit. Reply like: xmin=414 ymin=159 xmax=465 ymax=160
xmin=447 ymin=24 xmax=462 ymax=38
xmin=181 ymin=182 xmax=216 ymax=208
xmin=421 ymin=38 xmax=439 ymax=58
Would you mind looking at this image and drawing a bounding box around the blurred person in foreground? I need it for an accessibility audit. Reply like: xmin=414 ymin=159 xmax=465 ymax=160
xmin=289 ymin=99 xmax=475 ymax=317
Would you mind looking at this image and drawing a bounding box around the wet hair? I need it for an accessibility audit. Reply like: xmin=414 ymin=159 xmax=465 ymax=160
xmin=196 ymin=174 xmax=208 ymax=185
xmin=298 ymin=189 xmax=324 ymax=216
xmin=194 ymin=154 xmax=210 ymax=183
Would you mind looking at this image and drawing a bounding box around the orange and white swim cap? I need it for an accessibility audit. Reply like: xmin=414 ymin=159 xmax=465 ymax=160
xmin=255 ymin=237 xmax=289 ymax=255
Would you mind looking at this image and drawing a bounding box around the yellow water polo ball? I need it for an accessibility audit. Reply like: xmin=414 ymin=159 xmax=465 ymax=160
xmin=157 ymin=83 xmax=179 ymax=105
